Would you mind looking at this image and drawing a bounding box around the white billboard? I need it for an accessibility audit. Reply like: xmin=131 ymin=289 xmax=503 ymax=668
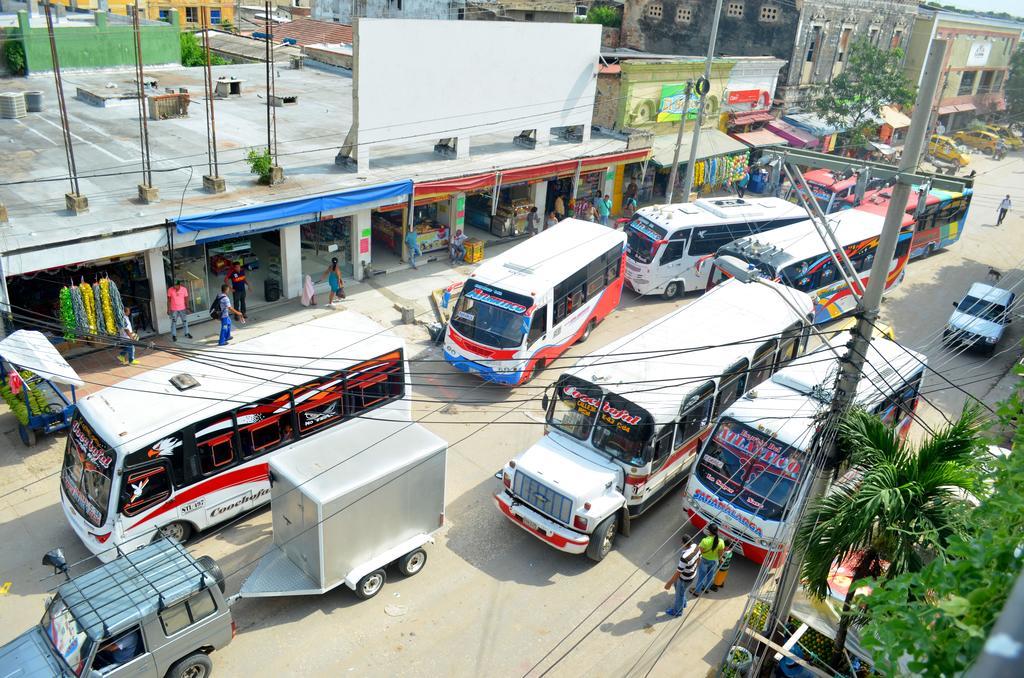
xmin=350 ymin=19 xmax=601 ymax=173
xmin=966 ymin=42 xmax=992 ymax=67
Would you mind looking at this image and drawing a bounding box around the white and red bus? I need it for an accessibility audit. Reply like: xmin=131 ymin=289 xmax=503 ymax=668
xmin=60 ymin=311 xmax=409 ymax=562
xmin=494 ymin=278 xmax=814 ymax=562
xmin=684 ymin=334 xmax=926 ymax=565
xmin=444 ymin=219 xmax=626 ymax=386
xmin=708 ymin=209 xmax=913 ymax=324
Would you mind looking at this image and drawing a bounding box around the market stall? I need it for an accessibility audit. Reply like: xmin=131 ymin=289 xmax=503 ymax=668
xmin=0 ymin=330 xmax=82 ymax=447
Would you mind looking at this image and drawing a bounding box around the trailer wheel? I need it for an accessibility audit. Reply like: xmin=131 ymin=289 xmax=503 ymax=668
xmin=355 ymin=569 xmax=387 ymax=600
xmin=397 ymin=548 xmax=427 ymax=577
xmin=167 ymin=652 xmax=212 ymax=678
xmin=585 ymin=514 xmax=618 ymax=563
xmin=18 ymin=424 xmax=36 ymax=447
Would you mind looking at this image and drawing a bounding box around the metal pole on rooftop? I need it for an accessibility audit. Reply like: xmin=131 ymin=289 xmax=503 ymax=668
xmin=664 ymin=81 xmax=692 ymax=204
xmin=766 ymin=38 xmax=948 ymax=643
xmin=132 ymin=0 xmax=153 ymax=189
xmin=43 ymin=1 xmax=84 ymax=206
xmin=201 ymin=10 xmax=219 ymax=176
xmin=264 ymin=0 xmax=272 ymax=158
xmin=680 ymin=0 xmax=724 ymax=202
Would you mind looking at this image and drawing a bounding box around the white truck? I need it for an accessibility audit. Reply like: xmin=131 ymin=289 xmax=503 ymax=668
xmin=494 ymin=279 xmax=814 ymax=561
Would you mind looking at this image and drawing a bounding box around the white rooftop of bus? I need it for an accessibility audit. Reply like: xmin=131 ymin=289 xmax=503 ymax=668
xmin=721 ymin=209 xmax=887 ymax=272
xmin=633 ymin=197 xmax=808 ymax=232
xmin=723 ymin=333 xmax=926 ymax=450
xmin=470 ymin=218 xmax=626 ymax=297
xmin=565 ymin=278 xmax=814 ymax=423
xmin=76 ymin=311 xmax=405 ymax=453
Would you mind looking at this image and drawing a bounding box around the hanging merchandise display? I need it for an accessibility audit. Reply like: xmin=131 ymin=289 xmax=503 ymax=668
xmin=108 ymin=279 xmax=126 ymax=331
xmin=59 ymin=288 xmax=75 ymax=341
xmin=690 ymin=153 xmax=750 ymax=193
xmin=98 ymin=278 xmax=116 ymax=336
xmin=80 ymin=280 xmax=97 ymax=336
xmin=69 ymin=286 xmax=87 ymax=337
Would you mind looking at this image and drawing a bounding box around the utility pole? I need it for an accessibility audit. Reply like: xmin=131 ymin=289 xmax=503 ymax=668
xmin=768 ymin=38 xmax=948 ymax=638
xmin=664 ymin=81 xmax=692 ymax=204
xmin=680 ymin=0 xmax=724 ymax=201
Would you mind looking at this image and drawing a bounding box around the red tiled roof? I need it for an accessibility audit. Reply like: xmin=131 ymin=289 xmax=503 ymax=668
xmin=274 ymin=17 xmax=353 ymax=47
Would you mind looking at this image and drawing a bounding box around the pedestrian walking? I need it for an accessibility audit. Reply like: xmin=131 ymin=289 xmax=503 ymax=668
xmin=663 ymin=540 xmax=701 ymax=617
xmin=319 ymin=257 xmax=346 ymax=304
xmin=526 ymin=206 xmax=540 ymax=235
xmin=710 ymin=548 xmax=734 ymax=591
xmin=692 ymin=524 xmax=727 ymax=596
xmin=166 ymin=279 xmax=192 ymax=341
xmin=736 ymin=167 xmax=750 ymax=199
xmin=117 ymin=306 xmax=139 ymax=365
xmin=998 ymin=195 xmax=1012 ymax=225
xmin=623 ymin=195 xmax=638 ymax=218
xmin=596 ymin=194 xmax=612 ymax=226
xmin=225 ymin=262 xmax=250 ymax=316
xmin=554 ymin=194 xmax=566 ymax=220
xmin=215 ymin=284 xmax=245 ymax=346
xmin=405 ymin=229 xmax=422 ymax=269
xmin=546 ymin=211 xmax=559 ymax=229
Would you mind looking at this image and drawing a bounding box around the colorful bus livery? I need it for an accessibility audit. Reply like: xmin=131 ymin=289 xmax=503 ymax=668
xmin=444 ymin=219 xmax=626 ymax=386
xmin=60 ymin=312 xmax=411 ymax=562
xmin=844 ymin=186 xmax=972 ymax=260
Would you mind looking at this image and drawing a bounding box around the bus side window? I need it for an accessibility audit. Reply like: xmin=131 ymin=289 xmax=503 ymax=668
xmin=527 ymin=306 xmax=548 ymax=346
xmin=604 ymin=245 xmax=622 ymax=285
xmin=650 ymin=425 xmax=675 ymax=469
xmin=676 ymin=382 xmax=715 ymax=444
xmin=237 ymin=391 xmax=295 ymax=460
xmin=346 ymin=352 xmax=404 ymax=414
xmin=554 ymin=298 xmax=567 ymax=325
xmin=748 ymin=340 xmax=779 ymax=386
xmin=119 ymin=463 xmax=171 ymax=517
xmin=713 ymin=360 xmax=748 ymax=419
xmin=659 ymin=239 xmax=686 ymax=265
xmin=776 ymin=322 xmax=803 ymax=369
xmin=782 ymin=261 xmax=813 ymax=291
xmin=194 ymin=414 xmax=238 ymax=476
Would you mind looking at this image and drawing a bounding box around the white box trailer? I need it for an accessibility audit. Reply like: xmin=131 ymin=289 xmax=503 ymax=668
xmin=238 ymin=418 xmax=447 ymax=600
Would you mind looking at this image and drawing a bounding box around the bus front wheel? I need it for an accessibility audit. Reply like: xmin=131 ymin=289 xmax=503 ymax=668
xmin=159 ymin=521 xmax=193 ymax=544
xmin=663 ymin=281 xmax=682 ymax=299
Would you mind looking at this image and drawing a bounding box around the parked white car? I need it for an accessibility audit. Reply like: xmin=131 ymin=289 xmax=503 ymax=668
xmin=945 ymin=283 xmax=1016 ymax=356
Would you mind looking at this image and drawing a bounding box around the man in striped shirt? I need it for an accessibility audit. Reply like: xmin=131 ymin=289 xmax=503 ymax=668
xmin=664 ymin=540 xmax=701 ymax=617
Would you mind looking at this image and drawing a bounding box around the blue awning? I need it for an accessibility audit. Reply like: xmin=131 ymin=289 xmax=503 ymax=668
xmin=175 ymin=180 xmax=413 ymax=233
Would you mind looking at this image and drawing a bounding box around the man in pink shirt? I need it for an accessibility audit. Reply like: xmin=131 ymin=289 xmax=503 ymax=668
xmin=167 ymin=280 xmax=192 ymax=341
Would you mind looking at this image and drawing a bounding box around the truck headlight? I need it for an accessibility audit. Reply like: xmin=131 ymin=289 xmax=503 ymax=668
xmin=985 ymin=336 xmax=998 ymax=344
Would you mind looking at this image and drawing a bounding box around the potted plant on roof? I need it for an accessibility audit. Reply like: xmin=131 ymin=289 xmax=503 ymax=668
xmin=726 ymin=645 xmax=754 ymax=675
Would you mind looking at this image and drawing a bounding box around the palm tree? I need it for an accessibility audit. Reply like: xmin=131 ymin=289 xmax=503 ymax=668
xmin=794 ymin=407 xmax=986 ymax=669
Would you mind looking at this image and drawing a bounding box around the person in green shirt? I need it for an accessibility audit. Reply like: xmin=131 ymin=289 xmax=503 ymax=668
xmin=692 ymin=524 xmax=726 ymax=596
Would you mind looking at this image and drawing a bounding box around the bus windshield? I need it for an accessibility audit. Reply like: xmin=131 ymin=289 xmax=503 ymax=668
xmin=450 ymin=280 xmax=533 ymax=349
xmin=548 ymin=377 xmax=601 ymax=440
xmin=804 ymin=181 xmax=835 ymax=214
xmin=625 ymin=216 xmax=667 ymax=265
xmin=41 ymin=595 xmax=94 ymax=676
xmin=62 ymin=414 xmax=116 ymax=528
xmin=694 ymin=418 xmax=802 ymax=523
xmin=590 ymin=392 xmax=654 ymax=466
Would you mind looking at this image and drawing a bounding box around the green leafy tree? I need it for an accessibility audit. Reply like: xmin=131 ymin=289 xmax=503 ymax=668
xmin=813 ymin=40 xmax=917 ymax=153
xmin=4 ymin=38 xmax=26 ymax=76
xmin=794 ymin=408 xmax=986 ymax=669
xmin=859 ymin=375 xmax=1024 ymax=676
xmin=179 ymin=32 xmax=227 ymax=67
xmin=586 ymin=5 xmax=621 ymax=28
xmin=1007 ymin=48 xmax=1024 ymax=118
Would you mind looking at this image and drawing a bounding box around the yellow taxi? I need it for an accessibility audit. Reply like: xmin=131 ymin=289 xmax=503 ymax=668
xmin=928 ymin=135 xmax=970 ymax=166
xmin=952 ymin=129 xmax=1001 ymax=154
xmin=984 ymin=124 xmax=1023 ymax=151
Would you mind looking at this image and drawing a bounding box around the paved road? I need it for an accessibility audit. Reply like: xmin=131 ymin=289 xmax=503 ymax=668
xmin=0 ymin=150 xmax=1019 ymax=677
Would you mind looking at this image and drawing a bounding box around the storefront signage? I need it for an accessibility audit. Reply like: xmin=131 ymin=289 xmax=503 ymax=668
xmin=562 ymin=385 xmax=641 ymax=425
xmin=657 ymin=84 xmax=700 ymax=123
xmin=727 ymin=89 xmax=761 ymax=105
xmin=465 ymin=286 xmax=528 ymax=314
xmin=714 ymin=423 xmax=800 ymax=479
xmin=966 ymin=41 xmax=992 ymax=67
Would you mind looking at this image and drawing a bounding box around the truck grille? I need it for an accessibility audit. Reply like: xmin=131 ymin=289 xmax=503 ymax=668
xmin=513 ymin=472 xmax=573 ymax=525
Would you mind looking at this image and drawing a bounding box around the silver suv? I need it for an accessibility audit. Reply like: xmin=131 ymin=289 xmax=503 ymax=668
xmin=0 ymin=538 xmax=233 ymax=678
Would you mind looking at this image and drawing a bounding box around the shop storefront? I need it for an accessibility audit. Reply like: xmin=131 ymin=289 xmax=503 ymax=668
xmin=649 ymin=129 xmax=750 ymax=199
xmin=6 ymin=251 xmax=154 ymax=354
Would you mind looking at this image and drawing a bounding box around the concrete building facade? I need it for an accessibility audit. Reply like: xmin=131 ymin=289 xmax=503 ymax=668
xmin=312 ymin=0 xmax=460 ymax=23
xmin=903 ymin=8 xmax=1023 ymax=133
xmin=619 ymin=0 xmax=918 ymax=112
